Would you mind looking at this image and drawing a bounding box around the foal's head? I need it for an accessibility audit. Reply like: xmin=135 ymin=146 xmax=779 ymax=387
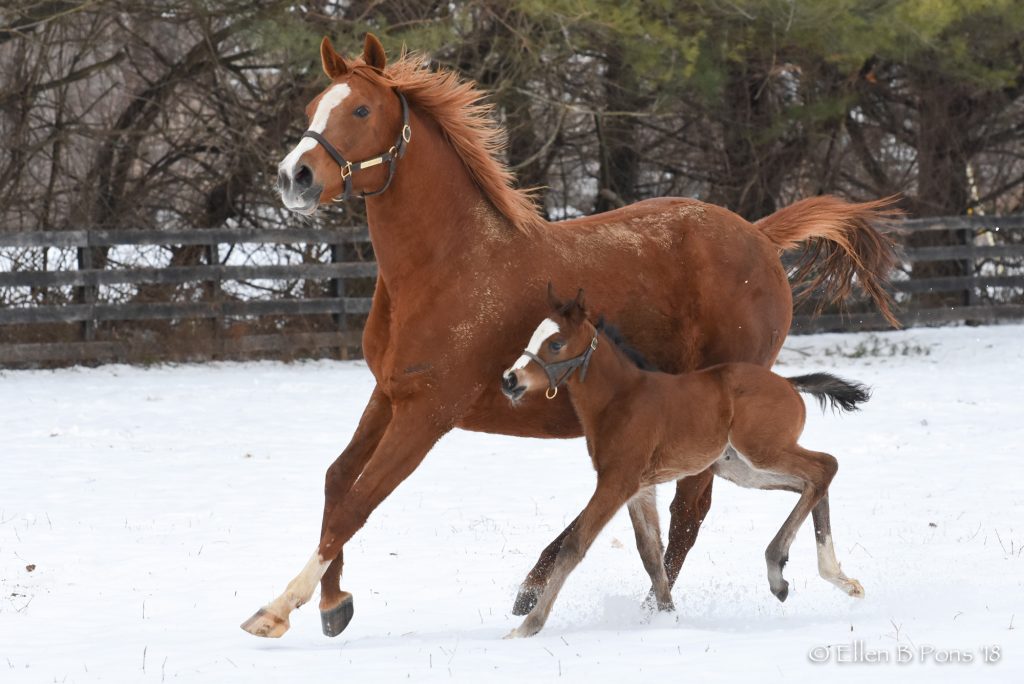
xmin=501 ymin=286 xmax=598 ymax=402
xmin=277 ymin=34 xmax=409 ymax=214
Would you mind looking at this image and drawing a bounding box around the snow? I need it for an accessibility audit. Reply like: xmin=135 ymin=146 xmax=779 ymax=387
xmin=1 ymin=324 xmax=1022 ymax=683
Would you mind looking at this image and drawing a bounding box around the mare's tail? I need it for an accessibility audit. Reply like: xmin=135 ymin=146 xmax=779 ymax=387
xmin=756 ymin=196 xmax=902 ymax=327
xmin=787 ymin=373 xmax=871 ymax=413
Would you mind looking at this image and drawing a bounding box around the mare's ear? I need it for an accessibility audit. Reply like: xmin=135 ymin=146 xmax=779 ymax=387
xmin=546 ymin=281 xmax=562 ymax=311
xmin=320 ymin=36 xmax=349 ymax=79
xmin=362 ymin=33 xmax=387 ymax=71
xmin=569 ymin=288 xmax=587 ymax=322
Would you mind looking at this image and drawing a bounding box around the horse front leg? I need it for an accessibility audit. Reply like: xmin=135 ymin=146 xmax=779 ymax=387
xmin=319 ymin=386 xmax=393 ymax=635
xmin=240 ymin=385 xmax=393 ymax=638
xmin=660 ymin=469 xmax=714 ymax=591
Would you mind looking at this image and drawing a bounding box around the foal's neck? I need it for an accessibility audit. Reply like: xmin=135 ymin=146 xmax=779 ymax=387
xmin=565 ymin=330 xmax=645 ymax=425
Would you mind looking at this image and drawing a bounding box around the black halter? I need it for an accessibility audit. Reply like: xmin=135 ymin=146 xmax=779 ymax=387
xmin=522 ymin=334 xmax=599 ymax=399
xmin=301 ymin=88 xmax=412 ymax=203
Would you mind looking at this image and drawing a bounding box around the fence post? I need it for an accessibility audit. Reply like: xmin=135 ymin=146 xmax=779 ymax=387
xmin=330 ymin=242 xmax=348 ymax=359
xmin=205 ymin=240 xmax=222 ymax=352
xmin=76 ymin=240 xmax=96 ymax=341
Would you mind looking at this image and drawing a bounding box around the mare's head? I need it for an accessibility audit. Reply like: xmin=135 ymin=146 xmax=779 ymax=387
xmin=277 ymin=34 xmax=409 ymax=214
xmin=501 ymin=285 xmax=598 ymax=402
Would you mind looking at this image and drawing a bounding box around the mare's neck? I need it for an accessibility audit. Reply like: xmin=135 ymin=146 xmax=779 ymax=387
xmin=565 ymin=329 xmax=646 ymax=429
xmin=363 ymin=110 xmax=519 ymax=288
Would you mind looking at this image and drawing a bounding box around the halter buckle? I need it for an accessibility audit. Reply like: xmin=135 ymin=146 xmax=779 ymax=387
xmin=402 ymin=124 xmax=412 ymax=144
xmin=545 ymin=387 xmax=558 ymax=400
xmin=339 ymin=162 xmax=353 ymax=180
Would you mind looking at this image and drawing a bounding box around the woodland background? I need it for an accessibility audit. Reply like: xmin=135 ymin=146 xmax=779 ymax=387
xmin=1 ymin=0 xmax=1023 ymax=347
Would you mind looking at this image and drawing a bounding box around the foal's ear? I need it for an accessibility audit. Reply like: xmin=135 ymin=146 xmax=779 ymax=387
xmin=320 ymin=36 xmax=349 ymax=79
xmin=362 ymin=33 xmax=387 ymax=71
xmin=546 ymin=281 xmax=562 ymax=311
xmin=569 ymin=288 xmax=587 ymax=322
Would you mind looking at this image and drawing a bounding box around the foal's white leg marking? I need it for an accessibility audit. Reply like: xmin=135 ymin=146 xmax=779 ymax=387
xmin=279 ymin=83 xmax=352 ymax=176
xmin=816 ymin=534 xmax=865 ymax=598
xmin=505 ymin=318 xmax=560 ymax=374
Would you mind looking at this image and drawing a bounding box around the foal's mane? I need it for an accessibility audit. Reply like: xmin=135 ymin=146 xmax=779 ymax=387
xmin=358 ymin=53 xmax=546 ymax=235
xmin=595 ymin=317 xmax=657 ymax=371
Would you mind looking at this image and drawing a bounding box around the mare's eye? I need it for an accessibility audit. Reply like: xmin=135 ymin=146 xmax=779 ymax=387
xmin=549 ymin=340 xmax=564 ymax=352
xmin=353 ymin=105 xmax=370 ymax=118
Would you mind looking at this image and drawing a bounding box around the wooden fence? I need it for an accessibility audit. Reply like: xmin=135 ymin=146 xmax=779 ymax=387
xmin=1 ymin=213 xmax=1022 ymax=366
xmin=0 ymin=227 xmax=375 ymax=365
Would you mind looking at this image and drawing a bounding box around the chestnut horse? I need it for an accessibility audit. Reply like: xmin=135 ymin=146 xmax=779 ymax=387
xmin=499 ymin=287 xmax=867 ymax=637
xmin=241 ymin=34 xmax=897 ymax=638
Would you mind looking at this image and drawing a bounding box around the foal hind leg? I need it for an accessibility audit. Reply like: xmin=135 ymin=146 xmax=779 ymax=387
xmin=758 ymin=447 xmax=838 ymax=602
xmin=811 ymin=494 xmax=864 ymax=598
xmin=627 ymin=487 xmax=674 ymax=612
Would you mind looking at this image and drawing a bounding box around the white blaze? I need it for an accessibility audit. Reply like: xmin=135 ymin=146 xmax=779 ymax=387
xmin=506 ymin=318 xmax=560 ymax=374
xmin=279 ymin=83 xmax=352 ymax=176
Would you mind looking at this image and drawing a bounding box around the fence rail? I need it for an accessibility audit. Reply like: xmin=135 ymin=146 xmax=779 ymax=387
xmin=2 ymin=213 xmax=1023 ymax=366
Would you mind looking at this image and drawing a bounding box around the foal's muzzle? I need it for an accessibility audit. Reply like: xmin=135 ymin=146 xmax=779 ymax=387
xmin=501 ymin=371 xmax=525 ymax=402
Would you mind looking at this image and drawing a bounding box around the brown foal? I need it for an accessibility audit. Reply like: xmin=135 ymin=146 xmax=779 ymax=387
xmin=500 ymin=288 xmax=867 ymax=638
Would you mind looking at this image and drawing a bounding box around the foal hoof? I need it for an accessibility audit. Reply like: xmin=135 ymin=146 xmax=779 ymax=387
xmin=240 ymin=607 xmax=290 ymax=638
xmin=844 ymin=579 xmax=865 ymax=598
xmin=320 ymin=592 xmax=354 ymax=637
xmin=772 ymin=580 xmax=790 ymax=603
xmin=512 ymin=586 xmax=539 ymax=616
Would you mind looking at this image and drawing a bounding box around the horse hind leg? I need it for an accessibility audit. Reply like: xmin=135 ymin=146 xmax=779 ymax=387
xmin=811 ymin=494 xmax=864 ymax=598
xmin=627 ymin=487 xmax=674 ymax=612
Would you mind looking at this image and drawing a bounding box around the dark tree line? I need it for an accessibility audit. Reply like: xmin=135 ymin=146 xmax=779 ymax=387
xmin=2 ymin=0 xmax=1023 ymax=310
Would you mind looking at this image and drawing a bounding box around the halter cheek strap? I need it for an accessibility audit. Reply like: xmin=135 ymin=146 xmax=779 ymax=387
xmin=300 ymin=88 xmax=412 ymax=203
xmin=522 ymin=334 xmax=599 ymax=400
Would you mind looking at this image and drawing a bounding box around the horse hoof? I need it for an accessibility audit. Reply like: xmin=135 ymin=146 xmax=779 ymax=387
xmin=772 ymin=581 xmax=789 ymax=603
xmin=511 ymin=586 xmax=539 ymax=616
xmin=845 ymin=579 xmax=865 ymax=598
xmin=240 ymin=607 xmax=290 ymax=638
xmin=320 ymin=592 xmax=354 ymax=637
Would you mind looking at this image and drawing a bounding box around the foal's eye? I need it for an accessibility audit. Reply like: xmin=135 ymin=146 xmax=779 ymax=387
xmin=549 ymin=340 xmax=564 ymax=352
xmin=353 ymin=105 xmax=370 ymax=118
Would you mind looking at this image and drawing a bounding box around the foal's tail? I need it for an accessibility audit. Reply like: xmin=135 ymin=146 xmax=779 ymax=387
xmin=788 ymin=373 xmax=871 ymax=413
xmin=756 ymin=196 xmax=902 ymax=328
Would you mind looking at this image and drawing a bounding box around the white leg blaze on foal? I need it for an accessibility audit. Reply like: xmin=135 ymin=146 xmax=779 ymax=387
xmin=816 ymin=534 xmax=865 ymax=597
xmin=240 ymin=551 xmax=330 ymax=638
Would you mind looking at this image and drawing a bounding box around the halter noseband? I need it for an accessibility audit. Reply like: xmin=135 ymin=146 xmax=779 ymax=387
xmin=522 ymin=334 xmax=599 ymax=400
xmin=301 ymin=88 xmax=412 ymax=203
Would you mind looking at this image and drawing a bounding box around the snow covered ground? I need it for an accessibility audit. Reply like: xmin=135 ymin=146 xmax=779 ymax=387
xmin=1 ymin=324 xmax=1021 ymax=683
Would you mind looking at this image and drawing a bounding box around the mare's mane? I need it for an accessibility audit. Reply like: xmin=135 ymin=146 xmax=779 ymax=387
xmin=355 ymin=54 xmax=546 ymax=235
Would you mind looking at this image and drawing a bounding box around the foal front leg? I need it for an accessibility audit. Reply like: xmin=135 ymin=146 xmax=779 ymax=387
xmin=507 ymin=475 xmax=637 ymax=638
